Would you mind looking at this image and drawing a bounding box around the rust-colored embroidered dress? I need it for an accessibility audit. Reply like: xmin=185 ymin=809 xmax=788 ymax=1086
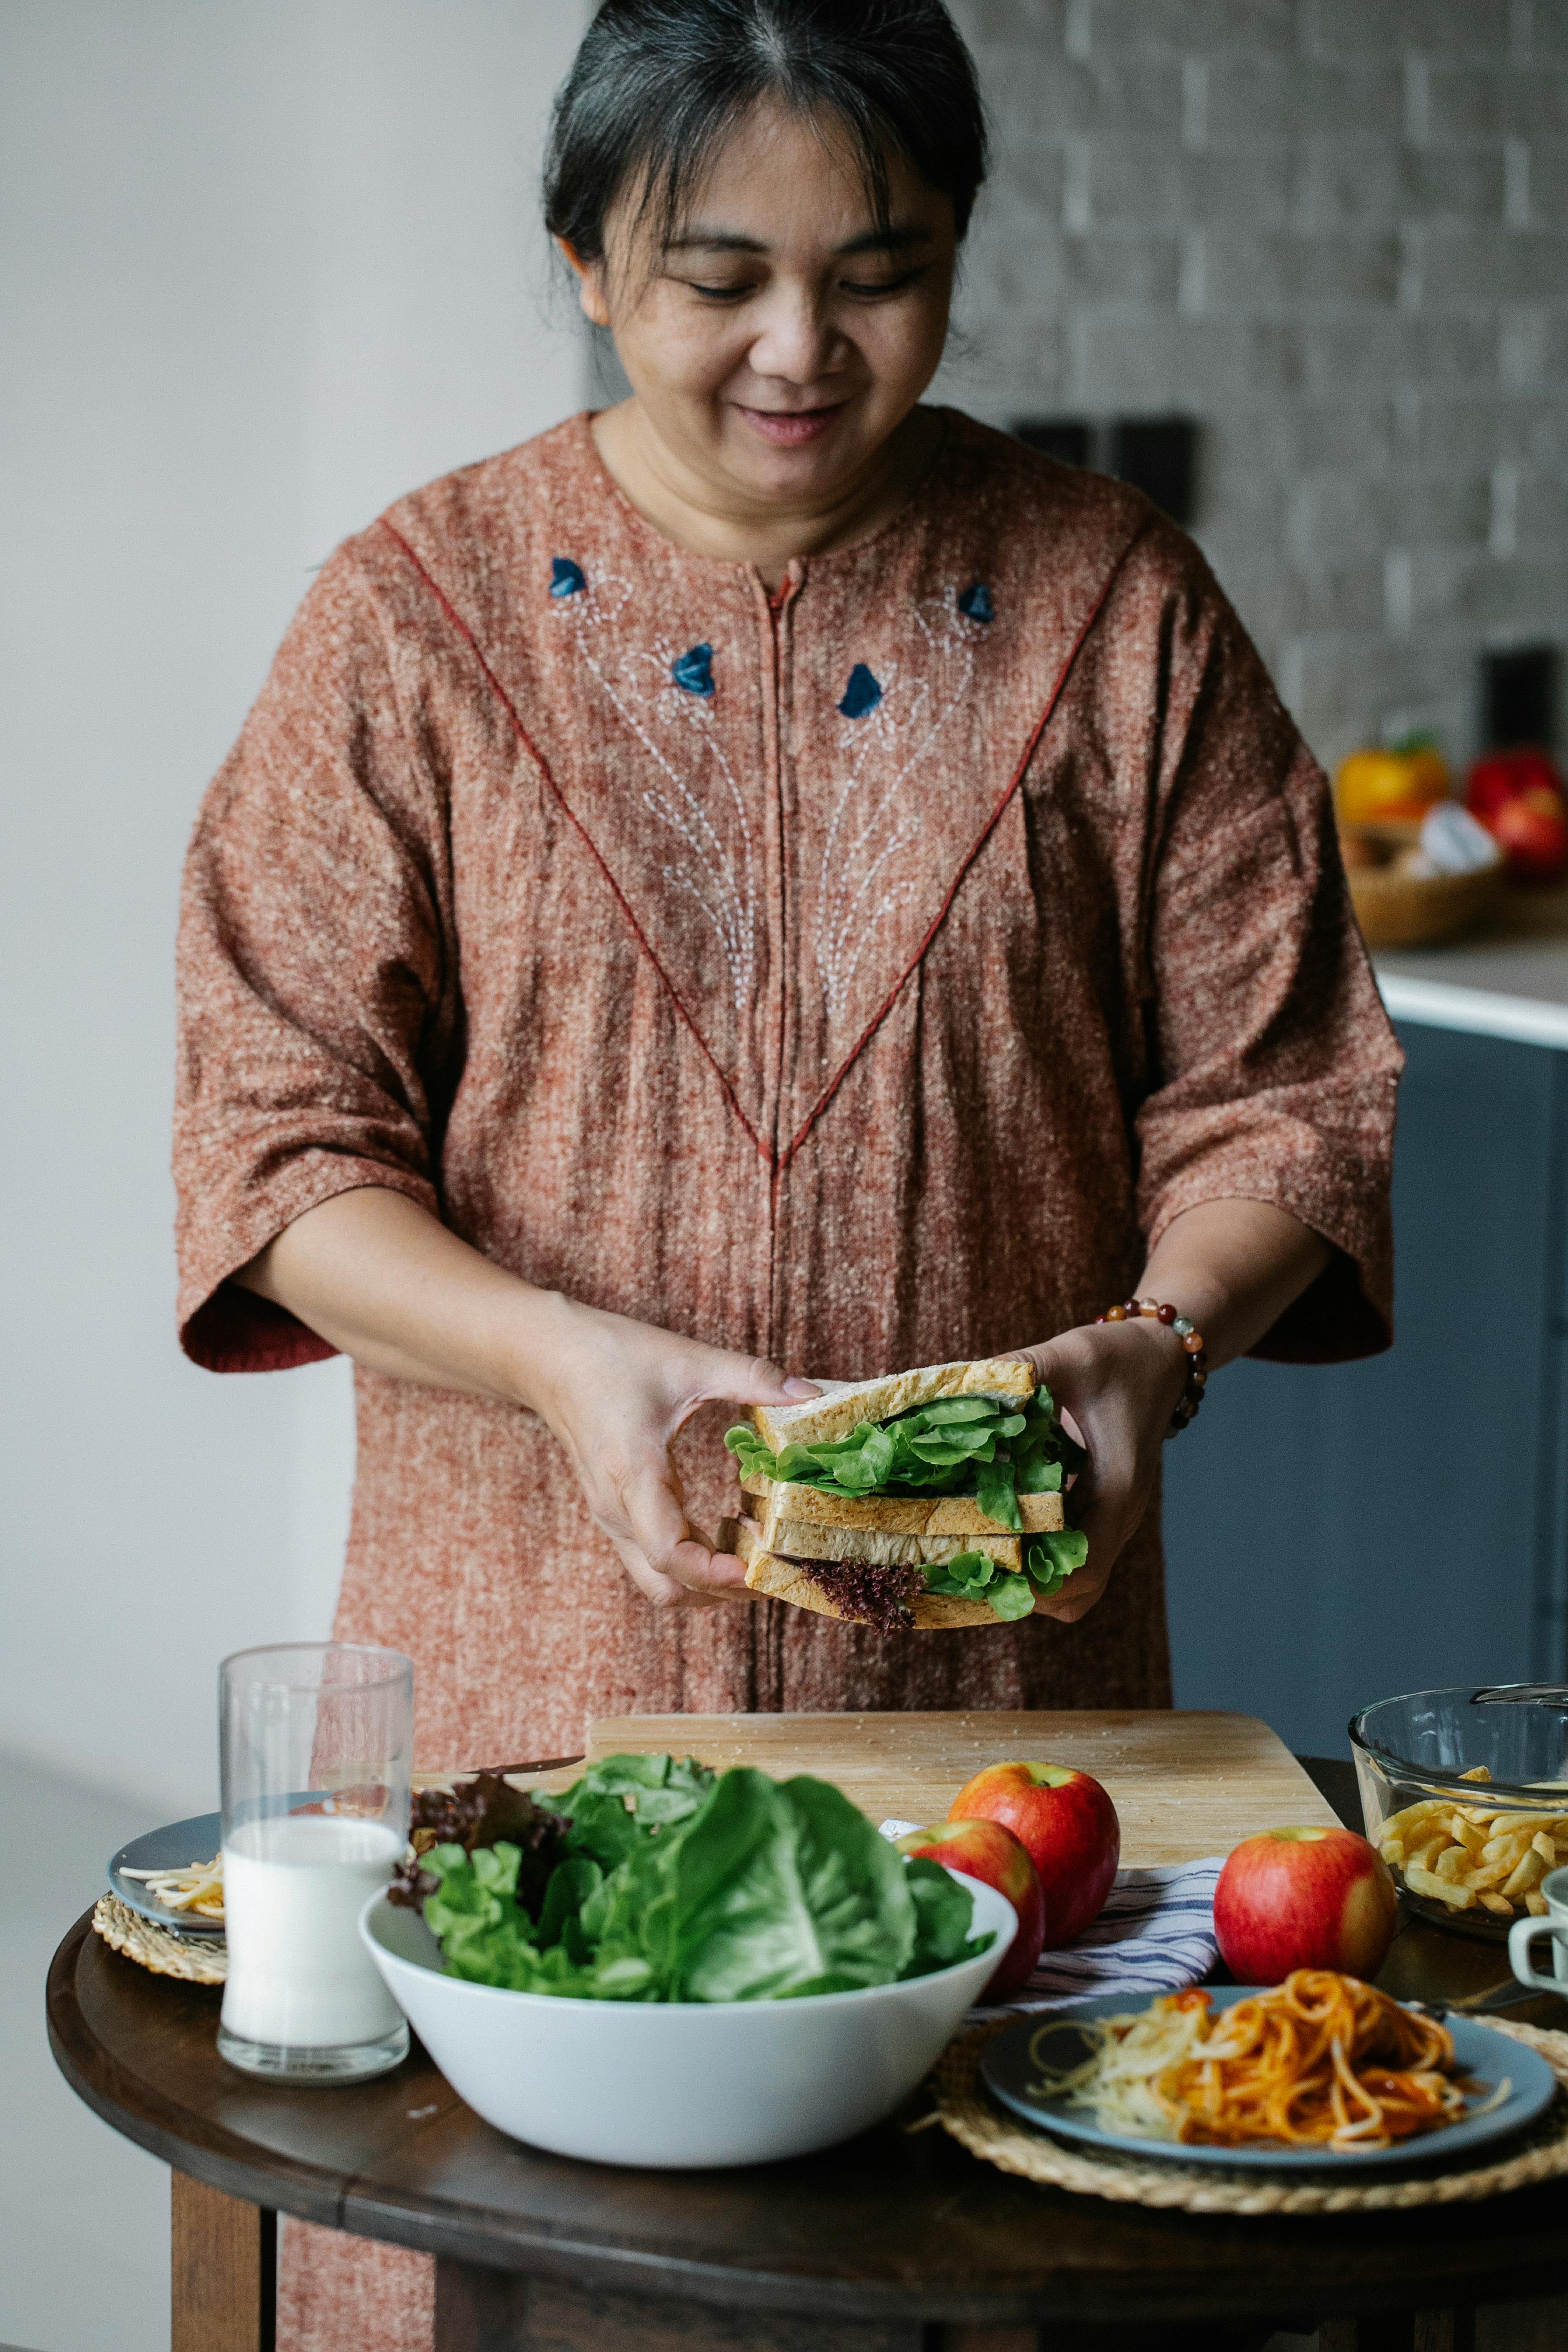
xmin=175 ymin=411 xmax=1398 ymax=2351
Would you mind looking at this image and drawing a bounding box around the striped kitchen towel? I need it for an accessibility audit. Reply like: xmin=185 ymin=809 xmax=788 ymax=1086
xmin=880 ymin=1820 xmax=1224 ymax=2016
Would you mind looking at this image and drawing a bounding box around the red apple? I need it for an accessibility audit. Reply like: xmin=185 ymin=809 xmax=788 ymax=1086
xmin=1488 ymin=787 xmax=1568 ymax=880
xmin=894 ymin=1817 xmax=1046 ymax=2000
xmin=1214 ymin=1827 xmax=1398 ymax=1985
xmin=948 ymin=1762 xmax=1120 ymax=1947
xmin=1467 ymin=749 xmax=1568 ymax=881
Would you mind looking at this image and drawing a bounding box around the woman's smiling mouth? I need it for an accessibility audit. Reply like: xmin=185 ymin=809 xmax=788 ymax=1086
xmin=734 ymin=402 xmax=847 ymax=444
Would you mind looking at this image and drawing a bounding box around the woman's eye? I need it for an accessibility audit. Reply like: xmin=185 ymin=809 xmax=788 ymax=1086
xmin=841 ymin=269 xmax=926 ymax=300
xmin=683 ymin=280 xmax=755 ymax=304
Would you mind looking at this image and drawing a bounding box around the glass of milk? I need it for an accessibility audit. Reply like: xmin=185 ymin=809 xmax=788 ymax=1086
xmin=217 ymin=1643 xmax=413 ymax=2082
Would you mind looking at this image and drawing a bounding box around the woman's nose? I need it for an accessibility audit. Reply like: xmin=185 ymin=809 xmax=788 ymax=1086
xmin=746 ymin=289 xmax=843 ymax=387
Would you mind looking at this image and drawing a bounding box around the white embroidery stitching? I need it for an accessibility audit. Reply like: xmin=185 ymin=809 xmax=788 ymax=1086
xmin=815 ymin=596 xmax=981 ymax=1022
xmin=551 ymin=575 xmax=988 ymax=1040
xmin=553 ymin=574 xmax=757 ymax=1015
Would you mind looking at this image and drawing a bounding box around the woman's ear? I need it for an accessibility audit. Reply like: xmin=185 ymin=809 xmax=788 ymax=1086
xmin=556 ymin=237 xmax=612 ymax=330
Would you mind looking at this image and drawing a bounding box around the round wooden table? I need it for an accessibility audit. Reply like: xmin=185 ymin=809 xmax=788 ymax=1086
xmin=45 ymin=1816 xmax=1568 ymax=2352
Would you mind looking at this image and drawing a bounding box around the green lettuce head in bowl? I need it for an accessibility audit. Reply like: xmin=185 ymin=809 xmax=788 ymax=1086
xmin=360 ymin=1754 xmax=1014 ymax=2166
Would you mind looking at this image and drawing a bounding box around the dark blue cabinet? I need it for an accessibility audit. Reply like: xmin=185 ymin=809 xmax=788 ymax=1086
xmin=1164 ymin=1022 xmax=1568 ymax=1757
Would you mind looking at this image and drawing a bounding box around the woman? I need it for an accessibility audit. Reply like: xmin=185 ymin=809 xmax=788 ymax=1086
xmin=175 ymin=2 xmax=1398 ymax=2340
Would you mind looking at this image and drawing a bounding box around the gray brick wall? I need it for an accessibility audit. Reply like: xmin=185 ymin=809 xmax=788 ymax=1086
xmin=937 ymin=0 xmax=1568 ymax=773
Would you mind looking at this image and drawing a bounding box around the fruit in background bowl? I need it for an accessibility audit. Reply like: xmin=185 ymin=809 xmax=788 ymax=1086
xmin=893 ymin=1819 xmax=1046 ymax=2000
xmin=948 ymin=1762 xmax=1120 ymax=1948
xmin=1214 ymin=1827 xmax=1399 ymax=1985
xmin=1335 ymin=738 xmax=1451 ymax=827
xmin=1466 ymin=749 xmax=1568 ymax=882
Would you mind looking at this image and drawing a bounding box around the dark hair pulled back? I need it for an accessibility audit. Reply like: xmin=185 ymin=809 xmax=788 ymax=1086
xmin=544 ymin=0 xmax=989 ymax=266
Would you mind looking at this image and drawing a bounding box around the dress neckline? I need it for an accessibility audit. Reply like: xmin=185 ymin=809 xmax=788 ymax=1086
xmin=568 ymin=406 xmax=956 ymax=588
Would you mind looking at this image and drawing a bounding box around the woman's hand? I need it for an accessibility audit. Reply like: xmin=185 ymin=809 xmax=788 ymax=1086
xmin=524 ymin=1296 xmax=818 ymax=1611
xmin=1015 ymin=1319 xmax=1188 ymax=1624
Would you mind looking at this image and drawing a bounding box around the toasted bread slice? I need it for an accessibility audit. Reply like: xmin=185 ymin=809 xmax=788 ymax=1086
xmin=721 ymin=1519 xmax=1006 ymax=1631
xmin=759 ymin=1513 xmax=1022 ymax=1573
xmin=740 ymin=1473 xmax=1065 ymax=1539
xmin=751 ymin=1356 xmax=1035 ymax=1454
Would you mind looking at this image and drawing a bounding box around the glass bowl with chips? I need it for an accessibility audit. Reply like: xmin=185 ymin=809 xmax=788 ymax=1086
xmin=1351 ymin=1685 xmax=1568 ymax=1941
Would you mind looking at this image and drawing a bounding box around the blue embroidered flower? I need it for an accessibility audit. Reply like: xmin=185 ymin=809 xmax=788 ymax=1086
xmin=838 ymin=662 xmax=883 ymax=719
xmin=958 ymin=580 xmax=994 ymax=623
xmin=672 ymin=643 xmax=715 ymax=697
xmin=550 ymin=557 xmax=586 ymax=598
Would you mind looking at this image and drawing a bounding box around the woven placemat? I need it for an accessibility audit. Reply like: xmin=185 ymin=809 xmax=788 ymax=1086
xmin=932 ymin=2013 xmax=1568 ymax=2214
xmin=93 ymin=1894 xmax=227 ymax=1985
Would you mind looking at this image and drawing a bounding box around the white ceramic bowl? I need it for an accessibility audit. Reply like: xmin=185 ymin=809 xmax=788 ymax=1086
xmin=360 ymin=1868 xmax=1014 ymax=2168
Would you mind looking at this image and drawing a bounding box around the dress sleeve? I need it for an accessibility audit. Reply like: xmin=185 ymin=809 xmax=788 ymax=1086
xmin=1132 ymin=542 xmax=1403 ymax=1363
xmin=173 ymin=542 xmax=455 ymax=1372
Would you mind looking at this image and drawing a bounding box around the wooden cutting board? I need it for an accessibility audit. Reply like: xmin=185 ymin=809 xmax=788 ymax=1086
xmin=575 ymin=1710 xmax=1339 ymax=1866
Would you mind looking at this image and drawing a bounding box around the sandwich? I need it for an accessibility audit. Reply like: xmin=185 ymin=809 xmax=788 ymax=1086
xmin=721 ymin=1358 xmax=1087 ymax=1633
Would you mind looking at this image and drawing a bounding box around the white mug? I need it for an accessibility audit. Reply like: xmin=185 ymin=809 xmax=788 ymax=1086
xmin=1508 ymin=1862 xmax=1568 ymax=1994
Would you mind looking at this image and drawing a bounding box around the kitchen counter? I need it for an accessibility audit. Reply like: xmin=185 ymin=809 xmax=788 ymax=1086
xmin=1374 ymin=882 xmax=1568 ymax=1048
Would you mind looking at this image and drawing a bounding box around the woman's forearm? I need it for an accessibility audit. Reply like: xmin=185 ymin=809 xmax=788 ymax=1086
xmin=233 ymin=1186 xmax=566 ymax=1406
xmin=1138 ymin=1198 xmax=1332 ymax=1369
xmin=233 ymin=1184 xmax=817 ymax=1611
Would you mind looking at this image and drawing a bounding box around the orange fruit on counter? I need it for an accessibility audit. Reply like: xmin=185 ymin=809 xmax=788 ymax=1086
xmin=1335 ymin=743 xmax=1451 ymax=827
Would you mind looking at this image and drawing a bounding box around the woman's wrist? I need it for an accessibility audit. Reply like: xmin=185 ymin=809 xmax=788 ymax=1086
xmin=493 ymin=1284 xmax=598 ymax=1424
xmin=1129 ymin=1259 xmax=1231 ymax=1365
xmin=1097 ymin=1296 xmax=1209 ymax=1433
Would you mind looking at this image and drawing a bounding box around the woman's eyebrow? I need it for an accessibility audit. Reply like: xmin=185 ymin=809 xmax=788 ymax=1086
xmin=836 ymin=224 xmax=936 ymax=257
xmin=663 ymin=223 xmax=937 ymax=257
xmin=664 ymin=230 xmax=769 ymax=254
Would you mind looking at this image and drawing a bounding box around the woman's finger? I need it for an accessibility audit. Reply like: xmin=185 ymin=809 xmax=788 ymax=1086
xmin=609 ymin=1537 xmax=738 ymax=1610
xmin=685 ymin=1347 xmax=820 ymax=1410
xmin=1033 ymin=1489 xmax=1121 ymax=1622
xmin=610 ymin=1461 xmax=749 ymax=1602
xmin=1006 ymin=1341 xmax=1051 ymax=1395
xmin=665 ymin=1533 xmax=750 ymax=1596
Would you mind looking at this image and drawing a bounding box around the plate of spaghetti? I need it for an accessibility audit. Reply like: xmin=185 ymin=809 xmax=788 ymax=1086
xmin=980 ymin=1970 xmax=1557 ymax=2172
xmin=109 ymin=1812 xmax=225 ymax=1940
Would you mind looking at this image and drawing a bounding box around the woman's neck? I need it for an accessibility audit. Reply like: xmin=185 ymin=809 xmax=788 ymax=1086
xmin=588 ymin=401 xmax=943 ymax=590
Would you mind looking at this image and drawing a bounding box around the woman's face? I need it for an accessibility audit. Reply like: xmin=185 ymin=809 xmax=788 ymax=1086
xmin=573 ymin=101 xmax=958 ymax=515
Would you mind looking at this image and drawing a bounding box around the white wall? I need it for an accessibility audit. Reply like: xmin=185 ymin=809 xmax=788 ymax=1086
xmin=1 ymin=0 xmax=588 ymax=1818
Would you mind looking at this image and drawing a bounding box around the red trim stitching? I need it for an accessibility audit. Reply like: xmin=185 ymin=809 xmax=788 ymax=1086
xmin=378 ymin=522 xmax=771 ymax=1164
xmin=379 ymin=515 xmax=1142 ymax=1183
xmin=776 ymin=530 xmax=1145 ymax=1172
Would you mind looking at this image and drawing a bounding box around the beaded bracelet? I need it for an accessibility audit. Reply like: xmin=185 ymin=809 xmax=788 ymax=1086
xmin=1095 ymin=1297 xmax=1209 ymax=1437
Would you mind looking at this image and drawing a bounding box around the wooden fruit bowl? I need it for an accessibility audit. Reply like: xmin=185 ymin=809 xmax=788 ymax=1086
xmin=1341 ymin=821 xmax=1505 ymax=949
